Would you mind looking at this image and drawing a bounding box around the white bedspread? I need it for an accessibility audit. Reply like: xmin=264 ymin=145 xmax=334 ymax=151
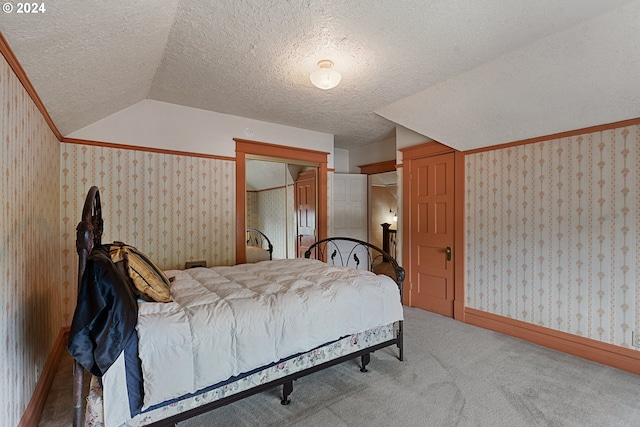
xmin=136 ymin=258 xmax=403 ymax=410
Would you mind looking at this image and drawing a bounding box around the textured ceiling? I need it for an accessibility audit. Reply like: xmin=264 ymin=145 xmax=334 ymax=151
xmin=246 ymin=159 xmax=287 ymax=192
xmin=371 ymin=172 xmax=398 ymax=188
xmin=0 ymin=0 xmax=637 ymax=150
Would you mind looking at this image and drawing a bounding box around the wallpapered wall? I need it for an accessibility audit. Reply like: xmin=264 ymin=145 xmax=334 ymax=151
xmin=60 ymin=142 xmax=236 ymax=324
xmin=466 ymin=126 xmax=639 ymax=349
xmin=247 ymin=186 xmax=295 ymax=259
xmin=246 ymin=191 xmax=258 ymax=232
xmin=1 ymin=56 xmax=62 ymax=426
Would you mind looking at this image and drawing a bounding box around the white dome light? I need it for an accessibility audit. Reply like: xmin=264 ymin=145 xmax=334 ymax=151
xmin=309 ymin=60 xmax=341 ymax=90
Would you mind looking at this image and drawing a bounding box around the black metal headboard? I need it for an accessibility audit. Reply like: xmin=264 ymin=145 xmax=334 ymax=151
xmin=72 ymin=185 xmax=103 ymax=427
xmin=76 ymin=186 xmax=103 ymax=269
xmin=304 ymin=237 xmax=404 ymax=299
xmin=246 ymin=228 xmax=274 ymax=260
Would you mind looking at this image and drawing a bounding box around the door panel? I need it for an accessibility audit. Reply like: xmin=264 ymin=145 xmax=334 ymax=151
xmin=418 ymin=274 xmax=447 ymax=299
xmin=333 ymin=174 xmax=367 ymax=241
xmin=419 ymin=245 xmax=447 ymax=270
xmin=408 ymin=153 xmax=455 ymax=317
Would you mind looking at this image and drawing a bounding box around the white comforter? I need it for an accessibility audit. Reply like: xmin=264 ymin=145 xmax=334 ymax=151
xmin=136 ymin=258 xmax=403 ymax=409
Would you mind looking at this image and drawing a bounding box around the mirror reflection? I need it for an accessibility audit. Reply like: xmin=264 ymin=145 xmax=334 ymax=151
xmin=245 ymin=158 xmax=317 ymax=261
xmin=369 ymin=171 xmax=397 ymax=257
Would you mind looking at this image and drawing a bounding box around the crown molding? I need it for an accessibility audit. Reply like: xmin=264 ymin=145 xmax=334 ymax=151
xmin=0 ymin=32 xmax=63 ymax=141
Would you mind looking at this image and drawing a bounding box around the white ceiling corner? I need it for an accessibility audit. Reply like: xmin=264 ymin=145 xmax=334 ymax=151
xmin=376 ymin=0 xmax=640 ymax=151
xmin=0 ymin=0 xmax=181 ymax=135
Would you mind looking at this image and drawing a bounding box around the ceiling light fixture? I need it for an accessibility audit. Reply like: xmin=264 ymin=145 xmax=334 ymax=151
xmin=310 ymin=59 xmax=341 ymax=90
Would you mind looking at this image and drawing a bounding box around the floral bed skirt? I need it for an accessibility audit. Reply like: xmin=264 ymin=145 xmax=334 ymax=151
xmin=86 ymin=323 xmax=396 ymax=426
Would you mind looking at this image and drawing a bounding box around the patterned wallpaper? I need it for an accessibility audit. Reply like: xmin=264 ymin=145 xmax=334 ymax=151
xmin=247 ymin=185 xmax=298 ymax=259
xmin=60 ymin=142 xmax=236 ymax=324
xmin=246 ymin=190 xmax=258 ymax=230
xmin=1 ymin=56 xmax=61 ymax=426
xmin=287 ymin=183 xmax=296 ymax=257
xmin=258 ymin=187 xmax=288 ymax=259
xmin=466 ymin=126 xmax=639 ymax=349
xmin=248 ymin=187 xmax=286 ymax=259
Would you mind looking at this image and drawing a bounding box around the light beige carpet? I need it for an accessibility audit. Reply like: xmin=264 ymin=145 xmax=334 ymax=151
xmin=41 ymin=307 xmax=640 ymax=426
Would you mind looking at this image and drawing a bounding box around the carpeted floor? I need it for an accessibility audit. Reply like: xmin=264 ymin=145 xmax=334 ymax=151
xmin=40 ymin=307 xmax=640 ymax=426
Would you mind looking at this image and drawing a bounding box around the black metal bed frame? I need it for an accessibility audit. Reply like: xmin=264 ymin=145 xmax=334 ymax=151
xmin=72 ymin=186 xmax=404 ymax=427
xmin=246 ymin=227 xmax=274 ymax=260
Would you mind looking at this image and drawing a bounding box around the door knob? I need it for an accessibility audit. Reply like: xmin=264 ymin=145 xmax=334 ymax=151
xmin=445 ymin=247 xmax=452 ymax=261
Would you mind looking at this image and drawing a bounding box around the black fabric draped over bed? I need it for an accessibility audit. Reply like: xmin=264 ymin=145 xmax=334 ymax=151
xmin=68 ymin=245 xmax=138 ymax=377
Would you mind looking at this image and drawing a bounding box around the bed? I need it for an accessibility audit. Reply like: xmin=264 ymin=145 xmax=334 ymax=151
xmin=69 ymin=186 xmax=404 ymax=427
xmin=245 ymin=228 xmax=274 ymax=262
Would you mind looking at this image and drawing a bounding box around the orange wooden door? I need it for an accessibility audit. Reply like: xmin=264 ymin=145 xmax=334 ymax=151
xmin=295 ymin=171 xmax=316 ymax=257
xmin=408 ymin=152 xmax=455 ymax=317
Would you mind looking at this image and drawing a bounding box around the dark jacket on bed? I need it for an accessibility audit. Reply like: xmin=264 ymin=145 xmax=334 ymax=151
xmin=68 ymin=245 xmax=138 ymax=377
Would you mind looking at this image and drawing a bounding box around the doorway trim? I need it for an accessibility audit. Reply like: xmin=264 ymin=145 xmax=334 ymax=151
xmin=400 ymin=141 xmax=465 ymax=321
xmin=358 ymin=159 xmax=396 ymax=175
xmin=358 ymin=160 xmax=398 ymax=252
xmin=235 ymin=138 xmax=328 ymax=264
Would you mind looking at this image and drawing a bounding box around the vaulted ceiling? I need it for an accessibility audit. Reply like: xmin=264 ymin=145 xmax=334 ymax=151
xmin=1 ymin=0 xmax=638 ymax=151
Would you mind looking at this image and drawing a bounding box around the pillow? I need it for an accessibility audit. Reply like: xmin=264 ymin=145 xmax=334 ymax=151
xmin=109 ymin=241 xmax=172 ymax=303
